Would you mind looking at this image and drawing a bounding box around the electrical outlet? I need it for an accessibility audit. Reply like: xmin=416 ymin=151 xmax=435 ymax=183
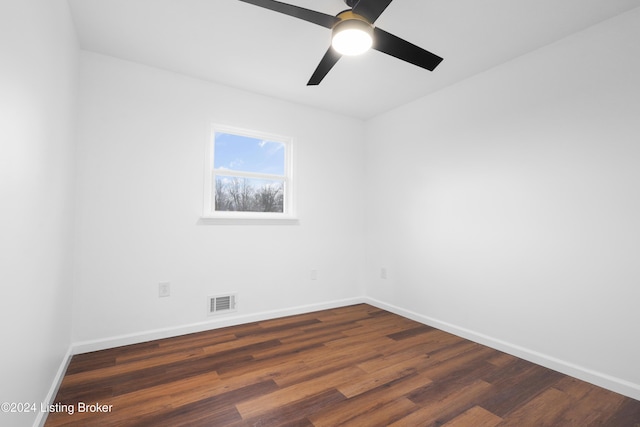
xmin=159 ymin=282 xmax=170 ymax=297
xmin=310 ymin=269 xmax=318 ymax=280
xmin=381 ymin=268 xmax=387 ymax=279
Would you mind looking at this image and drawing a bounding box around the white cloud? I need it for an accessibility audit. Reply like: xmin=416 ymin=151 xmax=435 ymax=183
xmin=229 ymin=159 xmax=244 ymax=168
xmin=259 ymin=140 xmax=284 ymax=156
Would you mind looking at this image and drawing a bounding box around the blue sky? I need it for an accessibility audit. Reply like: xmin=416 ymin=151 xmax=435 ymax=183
xmin=214 ymin=132 xmax=285 ymax=176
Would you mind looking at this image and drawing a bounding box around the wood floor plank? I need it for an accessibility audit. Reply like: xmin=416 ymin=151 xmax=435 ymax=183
xmin=47 ymin=372 xmax=222 ymax=426
xmin=271 ymin=362 xmax=358 ymax=390
xmin=497 ymin=387 xmax=572 ymax=426
xmin=356 ymin=346 xmax=432 ymax=375
xmin=552 ymin=383 xmax=628 ymax=425
xmin=115 ymin=333 xmax=236 ymax=364
xmin=337 ymin=353 xmax=426 ymax=398
xmin=486 ymin=351 xmax=518 ymax=368
xmin=343 ymin=397 xmax=418 ymax=427
xmin=602 ymin=398 xmax=640 ymax=427
xmin=235 ymin=366 xmax=365 ymax=419
xmin=308 ymin=373 xmax=432 ymax=427
xmin=45 ymin=304 xmax=640 ymax=427
xmin=234 ymin=318 xmax=322 ymax=338
xmin=390 ymin=379 xmax=494 ymax=427
xmin=368 ymin=329 xmax=464 ymax=366
xmin=417 ymin=345 xmax=498 ymax=385
xmin=229 ymin=388 xmax=347 ymax=427
xmin=65 ymin=351 xmax=117 ymax=375
xmin=127 ymin=379 xmax=278 ymax=427
xmin=63 ymin=347 xmax=207 ymax=385
xmin=325 ymin=328 xmax=397 ymax=349
xmin=387 ymin=324 xmax=436 ymax=341
xmin=443 ymin=405 xmax=503 ymax=427
xmin=269 ymin=347 xmax=379 ymax=388
xmin=248 ymin=333 xmax=337 ymax=361
xmin=479 ymin=363 xmax=566 ymax=418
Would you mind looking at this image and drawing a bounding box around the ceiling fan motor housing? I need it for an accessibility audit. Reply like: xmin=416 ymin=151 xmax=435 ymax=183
xmin=331 ymin=11 xmax=374 ymax=55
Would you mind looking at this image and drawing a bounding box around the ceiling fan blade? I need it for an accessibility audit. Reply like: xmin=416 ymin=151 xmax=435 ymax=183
xmin=237 ymin=0 xmax=339 ymax=29
xmin=372 ymin=27 xmax=443 ymax=71
xmin=352 ymin=0 xmax=394 ymax=24
xmin=307 ymin=47 xmax=342 ymax=86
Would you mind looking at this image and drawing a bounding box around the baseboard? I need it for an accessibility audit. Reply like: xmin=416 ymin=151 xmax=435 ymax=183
xmin=33 ymin=346 xmax=73 ymax=427
xmin=72 ymin=297 xmax=366 ymax=355
xmin=364 ymin=297 xmax=640 ymax=401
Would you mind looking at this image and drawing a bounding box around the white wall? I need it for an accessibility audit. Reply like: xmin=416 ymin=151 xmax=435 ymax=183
xmin=0 ymin=0 xmax=78 ymax=426
xmin=365 ymin=7 xmax=640 ymax=399
xmin=72 ymin=52 xmax=365 ymax=345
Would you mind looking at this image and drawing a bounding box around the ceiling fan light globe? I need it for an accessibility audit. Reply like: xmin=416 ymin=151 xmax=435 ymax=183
xmin=331 ymin=19 xmax=373 ymax=56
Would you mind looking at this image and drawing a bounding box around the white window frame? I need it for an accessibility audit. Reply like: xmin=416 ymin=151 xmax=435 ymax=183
xmin=202 ymin=124 xmax=296 ymax=223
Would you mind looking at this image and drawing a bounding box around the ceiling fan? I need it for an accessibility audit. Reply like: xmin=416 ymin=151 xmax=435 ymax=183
xmin=237 ymin=0 xmax=443 ymax=85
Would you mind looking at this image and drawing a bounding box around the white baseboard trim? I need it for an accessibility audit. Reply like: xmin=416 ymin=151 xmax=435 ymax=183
xmin=364 ymin=297 xmax=640 ymax=401
xmin=72 ymin=297 xmax=366 ymax=355
xmin=33 ymin=346 xmax=73 ymax=427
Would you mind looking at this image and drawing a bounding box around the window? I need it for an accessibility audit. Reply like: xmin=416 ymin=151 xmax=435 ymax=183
xmin=203 ymin=125 xmax=295 ymax=221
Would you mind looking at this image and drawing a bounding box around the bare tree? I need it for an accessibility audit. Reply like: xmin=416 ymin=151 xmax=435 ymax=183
xmin=215 ymin=178 xmax=229 ymax=211
xmin=255 ymin=183 xmax=284 ymax=212
xmin=226 ymin=177 xmax=254 ymax=211
xmin=215 ymin=178 xmax=284 ymax=212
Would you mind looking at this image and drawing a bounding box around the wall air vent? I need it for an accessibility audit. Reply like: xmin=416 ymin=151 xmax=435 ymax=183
xmin=208 ymin=294 xmax=237 ymax=316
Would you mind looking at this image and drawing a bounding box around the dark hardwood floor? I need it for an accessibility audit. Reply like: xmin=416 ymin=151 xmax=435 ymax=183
xmin=46 ymin=304 xmax=640 ymax=426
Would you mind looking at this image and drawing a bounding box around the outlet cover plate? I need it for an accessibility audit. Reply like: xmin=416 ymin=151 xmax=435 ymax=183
xmin=159 ymin=282 xmax=170 ymax=297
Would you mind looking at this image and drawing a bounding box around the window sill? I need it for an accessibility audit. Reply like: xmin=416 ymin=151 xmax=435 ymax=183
xmin=198 ymin=216 xmax=300 ymax=225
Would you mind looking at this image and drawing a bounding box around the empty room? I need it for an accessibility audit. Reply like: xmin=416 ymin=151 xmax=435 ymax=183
xmin=1 ymin=0 xmax=639 ymax=426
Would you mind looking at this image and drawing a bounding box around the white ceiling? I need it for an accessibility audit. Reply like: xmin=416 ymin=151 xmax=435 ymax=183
xmin=67 ymin=0 xmax=640 ymax=119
